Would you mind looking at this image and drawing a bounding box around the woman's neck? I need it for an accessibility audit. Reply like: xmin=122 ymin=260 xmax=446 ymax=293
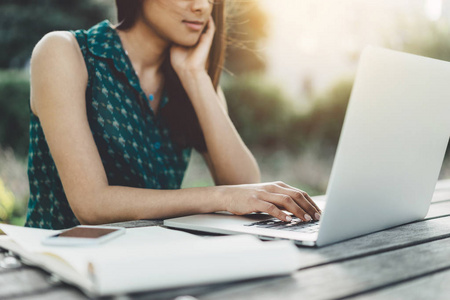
xmin=116 ymin=19 xmax=169 ymax=76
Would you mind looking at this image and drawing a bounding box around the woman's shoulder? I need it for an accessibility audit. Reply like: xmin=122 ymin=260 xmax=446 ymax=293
xmin=30 ymin=31 xmax=88 ymax=115
xmin=32 ymin=31 xmax=83 ymax=65
xmin=31 ymin=31 xmax=87 ymax=83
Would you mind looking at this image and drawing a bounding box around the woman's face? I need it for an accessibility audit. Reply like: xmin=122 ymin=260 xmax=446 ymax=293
xmin=140 ymin=0 xmax=214 ymax=47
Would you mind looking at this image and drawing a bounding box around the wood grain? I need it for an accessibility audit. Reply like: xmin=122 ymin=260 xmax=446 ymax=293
xmin=10 ymin=286 xmax=87 ymax=300
xmin=0 ymin=268 xmax=56 ymax=299
xmin=102 ymin=219 xmax=163 ymax=228
xmin=350 ymin=268 xmax=450 ymax=300
xmin=290 ymin=215 xmax=450 ymax=269
xmin=198 ymin=237 xmax=450 ymax=300
xmin=425 ymin=200 xmax=450 ymax=219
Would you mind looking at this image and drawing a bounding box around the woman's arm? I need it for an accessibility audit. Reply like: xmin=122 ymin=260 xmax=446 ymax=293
xmin=171 ymin=17 xmax=260 ymax=185
xmin=31 ymin=31 xmax=320 ymax=226
xmin=200 ymin=86 xmax=260 ymax=185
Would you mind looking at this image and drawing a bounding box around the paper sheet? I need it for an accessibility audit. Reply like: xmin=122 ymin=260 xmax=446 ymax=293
xmin=0 ymin=224 xmax=203 ymax=277
xmin=90 ymin=234 xmax=301 ymax=295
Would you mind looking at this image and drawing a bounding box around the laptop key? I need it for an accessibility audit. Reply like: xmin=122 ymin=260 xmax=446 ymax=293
xmin=246 ymin=217 xmax=320 ymax=233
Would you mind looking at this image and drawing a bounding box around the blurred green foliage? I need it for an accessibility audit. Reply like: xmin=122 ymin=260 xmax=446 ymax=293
xmin=391 ymin=18 xmax=450 ymax=156
xmin=300 ymin=78 xmax=354 ymax=152
xmin=392 ymin=18 xmax=450 ymax=61
xmin=0 ymin=178 xmax=15 ymax=223
xmin=0 ymin=0 xmax=112 ymax=68
xmin=0 ymin=70 xmax=30 ymax=157
xmin=0 ymin=148 xmax=29 ymax=226
xmin=224 ymin=73 xmax=353 ymax=153
xmin=223 ymin=73 xmax=293 ymax=148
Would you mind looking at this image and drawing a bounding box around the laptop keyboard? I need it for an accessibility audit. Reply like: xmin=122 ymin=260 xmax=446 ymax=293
xmin=244 ymin=217 xmax=320 ymax=234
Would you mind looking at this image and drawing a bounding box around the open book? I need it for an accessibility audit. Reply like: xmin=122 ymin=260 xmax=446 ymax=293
xmin=0 ymin=224 xmax=301 ymax=297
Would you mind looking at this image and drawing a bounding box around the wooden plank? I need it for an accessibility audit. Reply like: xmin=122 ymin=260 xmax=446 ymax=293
xmin=102 ymin=219 xmax=162 ymax=228
xmin=435 ymin=179 xmax=450 ymax=190
xmin=279 ymin=215 xmax=450 ymax=270
xmin=0 ymin=254 xmax=27 ymax=274
xmin=196 ymin=237 xmax=450 ymax=300
xmin=127 ymin=281 xmax=262 ymax=300
xmin=350 ymin=268 xmax=450 ymax=300
xmin=12 ymin=286 xmax=87 ymax=300
xmin=0 ymin=268 xmax=57 ymax=299
xmin=426 ymin=200 xmax=450 ymax=219
xmin=432 ymin=189 xmax=450 ymax=203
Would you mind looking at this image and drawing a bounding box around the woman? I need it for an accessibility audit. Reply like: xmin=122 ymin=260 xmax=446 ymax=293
xmin=25 ymin=0 xmax=321 ymax=230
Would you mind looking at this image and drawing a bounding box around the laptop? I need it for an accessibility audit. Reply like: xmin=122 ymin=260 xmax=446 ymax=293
xmin=164 ymin=46 xmax=450 ymax=247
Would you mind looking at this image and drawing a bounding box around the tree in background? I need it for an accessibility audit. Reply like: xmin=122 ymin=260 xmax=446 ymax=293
xmin=0 ymin=71 xmax=30 ymax=157
xmin=390 ymin=17 xmax=450 ymax=62
xmin=389 ymin=16 xmax=450 ymax=156
xmin=223 ymin=74 xmax=293 ymax=149
xmin=222 ymin=1 xmax=295 ymax=151
xmin=0 ymin=0 xmax=112 ymax=155
xmin=0 ymin=0 xmax=112 ymax=68
xmin=299 ymin=77 xmax=353 ymax=153
xmin=0 ymin=178 xmax=15 ymax=224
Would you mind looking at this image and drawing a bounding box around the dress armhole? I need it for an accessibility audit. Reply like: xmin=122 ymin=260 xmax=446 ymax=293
xmin=69 ymin=30 xmax=93 ymax=89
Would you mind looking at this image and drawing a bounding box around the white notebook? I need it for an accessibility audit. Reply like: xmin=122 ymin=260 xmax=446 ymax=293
xmin=0 ymin=224 xmax=300 ymax=297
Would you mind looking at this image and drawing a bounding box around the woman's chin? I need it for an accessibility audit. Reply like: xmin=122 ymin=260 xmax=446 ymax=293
xmin=173 ymin=36 xmax=201 ymax=48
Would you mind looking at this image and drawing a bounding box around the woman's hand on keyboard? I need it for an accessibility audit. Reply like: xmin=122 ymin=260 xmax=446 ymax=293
xmin=217 ymin=181 xmax=322 ymax=222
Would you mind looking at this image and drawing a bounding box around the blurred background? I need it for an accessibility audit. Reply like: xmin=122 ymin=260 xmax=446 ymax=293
xmin=1 ymin=0 xmax=450 ymax=225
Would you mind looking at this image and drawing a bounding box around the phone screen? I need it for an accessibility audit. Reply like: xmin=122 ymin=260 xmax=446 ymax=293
xmin=56 ymin=227 xmax=119 ymax=239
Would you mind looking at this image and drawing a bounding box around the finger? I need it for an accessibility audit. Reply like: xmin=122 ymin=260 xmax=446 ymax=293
xmin=280 ymin=182 xmax=322 ymax=213
xmin=270 ymin=182 xmax=321 ymax=220
xmin=303 ymin=193 xmax=322 ymax=213
xmin=205 ymin=15 xmax=216 ymax=36
xmin=254 ymin=199 xmax=292 ymax=222
xmin=286 ymin=188 xmax=321 ymax=221
xmin=259 ymin=191 xmax=312 ymax=222
xmin=197 ymin=15 xmax=215 ymax=50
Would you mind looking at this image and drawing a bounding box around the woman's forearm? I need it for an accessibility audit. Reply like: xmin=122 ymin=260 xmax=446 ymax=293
xmin=78 ymin=179 xmax=322 ymax=226
xmin=76 ymin=185 xmax=224 ymax=225
xmin=179 ymin=70 xmax=261 ymax=185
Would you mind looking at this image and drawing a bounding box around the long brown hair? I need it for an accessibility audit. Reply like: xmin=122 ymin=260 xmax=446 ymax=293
xmin=115 ymin=0 xmax=227 ymax=152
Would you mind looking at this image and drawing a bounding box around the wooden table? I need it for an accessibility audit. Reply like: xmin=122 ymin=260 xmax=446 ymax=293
xmin=2 ymin=180 xmax=450 ymax=300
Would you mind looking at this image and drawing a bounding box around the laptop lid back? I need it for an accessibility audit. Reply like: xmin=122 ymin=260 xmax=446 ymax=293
xmin=316 ymin=46 xmax=450 ymax=246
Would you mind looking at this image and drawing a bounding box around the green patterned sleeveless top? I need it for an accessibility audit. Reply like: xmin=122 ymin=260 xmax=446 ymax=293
xmin=25 ymin=20 xmax=192 ymax=229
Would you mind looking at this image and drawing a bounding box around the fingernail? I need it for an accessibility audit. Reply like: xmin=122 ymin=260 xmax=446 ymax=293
xmin=315 ymin=213 xmax=321 ymax=220
xmin=286 ymin=215 xmax=292 ymax=222
xmin=304 ymin=214 xmax=312 ymax=221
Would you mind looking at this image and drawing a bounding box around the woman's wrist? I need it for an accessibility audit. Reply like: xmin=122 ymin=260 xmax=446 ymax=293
xmin=208 ymin=185 xmax=229 ymax=212
xmin=177 ymin=68 xmax=210 ymax=90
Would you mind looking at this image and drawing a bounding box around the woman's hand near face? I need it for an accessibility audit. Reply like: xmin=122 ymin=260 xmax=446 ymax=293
xmin=170 ymin=15 xmax=215 ymax=77
xmin=218 ymin=182 xmax=322 ymax=222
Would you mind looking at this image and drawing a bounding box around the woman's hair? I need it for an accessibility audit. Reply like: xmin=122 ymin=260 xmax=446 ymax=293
xmin=115 ymin=0 xmax=227 ymax=152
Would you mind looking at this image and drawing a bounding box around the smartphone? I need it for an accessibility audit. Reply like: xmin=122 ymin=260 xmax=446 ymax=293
xmin=42 ymin=225 xmax=125 ymax=246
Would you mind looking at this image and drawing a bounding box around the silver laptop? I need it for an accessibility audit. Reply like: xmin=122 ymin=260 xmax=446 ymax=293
xmin=164 ymin=46 xmax=450 ymax=247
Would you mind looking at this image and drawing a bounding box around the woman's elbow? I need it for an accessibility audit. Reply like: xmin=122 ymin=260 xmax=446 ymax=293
xmin=67 ymin=191 xmax=107 ymax=225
